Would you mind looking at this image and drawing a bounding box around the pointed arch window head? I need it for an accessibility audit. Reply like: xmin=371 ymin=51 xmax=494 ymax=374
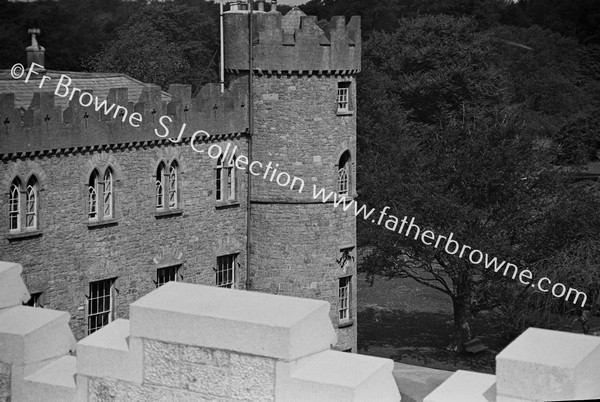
xmin=103 ymin=169 xmax=113 ymax=218
xmin=155 ymin=161 xmax=179 ymax=211
xmin=215 ymin=156 xmax=224 ymax=201
xmin=26 ymin=178 xmax=38 ymax=229
xmin=337 ymin=151 xmax=351 ymax=195
xmin=88 ymin=171 xmax=99 ymax=220
xmin=156 ymin=163 xmax=165 ymax=209
xmin=8 ymin=176 xmax=42 ymax=234
xmin=9 ymin=181 xmax=21 ymax=231
xmin=87 ymin=168 xmax=116 ymax=224
xmin=169 ymin=163 xmax=178 ymax=208
xmin=215 ymin=153 xmax=237 ymax=203
xmin=227 ymin=155 xmax=236 ymax=201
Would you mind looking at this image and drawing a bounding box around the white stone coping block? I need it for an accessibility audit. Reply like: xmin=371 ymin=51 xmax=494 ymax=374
xmin=0 ymin=261 xmax=29 ymax=309
xmin=0 ymin=306 xmax=75 ymax=364
xmin=23 ymin=355 xmax=76 ymax=402
xmin=423 ymin=370 xmax=496 ymax=402
xmin=279 ymin=350 xmax=401 ymax=402
xmin=129 ymin=282 xmax=337 ymax=360
xmin=77 ymin=319 xmax=142 ymax=384
xmin=496 ymin=327 xmax=600 ymax=401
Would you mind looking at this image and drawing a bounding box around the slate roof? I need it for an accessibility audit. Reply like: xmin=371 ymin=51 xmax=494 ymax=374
xmin=0 ymin=70 xmax=172 ymax=110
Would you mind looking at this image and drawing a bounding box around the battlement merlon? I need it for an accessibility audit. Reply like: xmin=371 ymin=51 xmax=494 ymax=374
xmin=0 ymin=80 xmax=249 ymax=156
xmin=224 ymin=12 xmax=361 ymax=74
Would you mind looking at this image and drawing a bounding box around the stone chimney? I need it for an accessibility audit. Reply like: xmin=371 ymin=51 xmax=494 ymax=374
xmin=26 ymin=28 xmax=45 ymax=70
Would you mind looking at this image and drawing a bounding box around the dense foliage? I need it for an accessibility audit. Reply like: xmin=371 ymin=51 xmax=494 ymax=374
xmin=356 ymin=13 xmax=600 ymax=350
xmin=83 ymin=2 xmax=221 ymax=90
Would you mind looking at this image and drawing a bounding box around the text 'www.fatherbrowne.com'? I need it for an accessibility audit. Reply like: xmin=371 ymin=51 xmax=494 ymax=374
xmin=311 ymin=186 xmax=588 ymax=308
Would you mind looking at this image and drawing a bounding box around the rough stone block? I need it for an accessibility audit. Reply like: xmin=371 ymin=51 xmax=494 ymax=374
xmin=0 ymin=362 xmax=9 ymax=400
xmin=180 ymin=345 xmax=212 ymax=365
xmin=496 ymin=327 xmax=600 ymax=401
xmin=180 ymin=362 xmax=229 ymax=397
xmin=423 ymin=370 xmax=496 ymax=402
xmin=230 ymin=353 xmax=275 ymax=401
xmin=142 ymin=339 xmax=180 ymax=388
xmin=0 ymin=262 xmax=29 ymax=309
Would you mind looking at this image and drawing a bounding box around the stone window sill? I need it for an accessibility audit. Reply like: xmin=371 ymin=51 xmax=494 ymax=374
xmin=336 ymin=110 xmax=354 ymax=116
xmin=215 ymin=201 xmax=240 ymax=210
xmin=87 ymin=219 xmax=119 ymax=229
xmin=154 ymin=208 xmax=183 ymax=219
xmin=338 ymin=318 xmax=355 ymax=329
xmin=6 ymin=230 xmax=42 ymax=241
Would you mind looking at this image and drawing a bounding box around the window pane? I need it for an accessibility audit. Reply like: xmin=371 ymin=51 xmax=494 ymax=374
xmin=157 ymin=266 xmax=179 ymax=287
xmin=215 ymin=168 xmax=222 ymax=201
xmin=337 ymin=83 xmax=350 ymax=111
xmin=103 ymin=170 xmax=113 ymax=218
xmin=216 ymin=255 xmax=235 ymax=288
xmin=9 ymin=183 xmax=20 ymax=230
xmin=26 ymin=183 xmax=37 ymax=228
xmin=89 ymin=173 xmax=98 ymax=219
xmin=228 ymin=163 xmax=235 ymax=201
xmin=338 ymin=168 xmax=348 ymax=194
xmin=169 ymin=165 xmax=177 ymax=208
xmin=88 ymin=279 xmax=113 ymax=334
xmin=338 ymin=277 xmax=351 ymax=321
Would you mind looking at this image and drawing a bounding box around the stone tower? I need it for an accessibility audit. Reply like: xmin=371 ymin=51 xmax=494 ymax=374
xmin=224 ymin=2 xmax=361 ymax=351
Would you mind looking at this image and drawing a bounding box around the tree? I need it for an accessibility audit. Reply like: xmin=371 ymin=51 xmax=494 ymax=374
xmin=357 ymin=15 xmax=600 ymax=353
xmin=85 ymin=2 xmax=220 ymax=91
xmin=85 ymin=22 xmax=191 ymax=89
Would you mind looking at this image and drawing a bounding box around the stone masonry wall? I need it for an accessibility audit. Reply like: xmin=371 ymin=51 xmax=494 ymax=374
xmin=86 ymin=339 xmax=275 ymax=402
xmin=249 ymin=73 xmax=358 ymax=351
xmin=0 ymin=361 xmax=9 ymax=402
xmin=251 ymin=74 xmax=357 ymax=201
xmin=0 ymin=138 xmax=248 ymax=339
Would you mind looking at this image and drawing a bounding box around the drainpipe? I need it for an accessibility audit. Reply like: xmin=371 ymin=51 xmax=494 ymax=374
xmin=245 ymin=0 xmax=254 ymax=290
xmin=220 ymin=0 xmax=225 ymax=94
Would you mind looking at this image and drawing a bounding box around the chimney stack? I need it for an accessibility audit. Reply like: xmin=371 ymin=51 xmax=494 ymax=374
xmin=270 ymin=0 xmax=277 ymax=12
xmin=26 ymin=28 xmax=45 ymax=70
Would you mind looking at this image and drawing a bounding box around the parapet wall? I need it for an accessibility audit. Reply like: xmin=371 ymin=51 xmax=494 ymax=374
xmin=425 ymin=330 xmax=600 ymax=402
xmin=0 ymin=261 xmax=401 ymax=402
xmin=224 ymin=12 xmax=361 ymax=74
xmin=0 ymin=79 xmax=248 ymax=157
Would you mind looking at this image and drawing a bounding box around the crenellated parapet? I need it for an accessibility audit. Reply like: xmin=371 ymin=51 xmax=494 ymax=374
xmin=0 ymin=79 xmax=249 ymax=158
xmin=224 ymin=11 xmax=361 ymax=75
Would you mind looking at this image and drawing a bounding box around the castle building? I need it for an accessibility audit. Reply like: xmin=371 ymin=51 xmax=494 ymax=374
xmin=0 ymin=1 xmax=360 ymax=351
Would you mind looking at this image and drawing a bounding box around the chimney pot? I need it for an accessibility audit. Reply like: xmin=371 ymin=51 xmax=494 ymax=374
xmin=26 ymin=28 xmax=45 ymax=71
xmin=270 ymin=0 xmax=277 ymax=12
xmin=257 ymin=0 xmax=265 ymax=12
